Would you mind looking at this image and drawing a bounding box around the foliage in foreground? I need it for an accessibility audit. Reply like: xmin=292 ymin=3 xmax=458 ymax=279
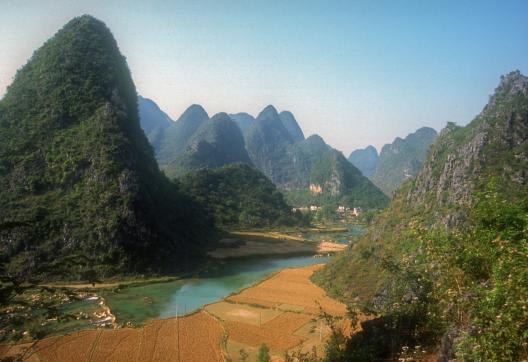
xmin=354 ymin=182 xmax=528 ymax=361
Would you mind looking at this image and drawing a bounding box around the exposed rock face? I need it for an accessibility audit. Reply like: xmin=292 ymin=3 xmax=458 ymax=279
xmin=407 ymin=70 xmax=528 ymax=226
xmin=316 ymin=70 xmax=528 ymax=306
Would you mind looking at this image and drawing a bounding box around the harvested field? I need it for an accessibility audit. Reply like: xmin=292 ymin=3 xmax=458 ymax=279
xmin=223 ymin=312 xmax=312 ymax=351
xmin=2 ymin=264 xmax=351 ymax=362
xmin=205 ymin=302 xmax=282 ymax=326
xmin=227 ymin=264 xmax=347 ymax=316
xmin=0 ymin=311 xmax=224 ymax=362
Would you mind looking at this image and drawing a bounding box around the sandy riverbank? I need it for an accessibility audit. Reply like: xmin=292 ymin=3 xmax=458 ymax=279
xmin=208 ymin=231 xmax=348 ymax=259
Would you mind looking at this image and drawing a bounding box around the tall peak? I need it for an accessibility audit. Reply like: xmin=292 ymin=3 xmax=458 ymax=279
xmin=257 ymin=105 xmax=279 ymax=120
xmin=178 ymin=104 xmax=209 ymax=123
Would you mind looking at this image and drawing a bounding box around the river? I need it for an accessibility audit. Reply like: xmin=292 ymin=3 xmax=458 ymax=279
xmin=103 ymin=255 xmax=330 ymax=325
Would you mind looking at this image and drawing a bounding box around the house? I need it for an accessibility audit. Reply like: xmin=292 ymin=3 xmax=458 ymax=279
xmin=352 ymin=207 xmax=362 ymax=216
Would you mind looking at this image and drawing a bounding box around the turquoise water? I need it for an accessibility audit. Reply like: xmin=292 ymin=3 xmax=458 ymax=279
xmin=104 ymin=255 xmax=329 ymax=325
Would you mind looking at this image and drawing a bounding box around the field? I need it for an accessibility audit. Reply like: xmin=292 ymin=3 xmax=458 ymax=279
xmin=0 ymin=311 xmax=225 ymax=362
xmin=227 ymin=264 xmax=347 ymax=315
xmin=207 ymin=264 xmax=349 ymax=359
xmin=1 ymin=264 xmax=352 ymax=361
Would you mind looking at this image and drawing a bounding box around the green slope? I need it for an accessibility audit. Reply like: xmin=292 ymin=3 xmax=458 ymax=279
xmin=0 ymin=15 xmax=212 ymax=279
xmin=179 ymin=163 xmax=297 ymax=228
xmin=156 ymin=104 xmax=209 ymax=164
xmin=163 ymin=113 xmax=252 ymax=178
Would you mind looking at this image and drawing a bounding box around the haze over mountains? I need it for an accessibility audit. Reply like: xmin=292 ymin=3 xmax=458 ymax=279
xmin=348 ymin=127 xmax=438 ymax=195
xmin=139 ymin=99 xmax=389 ymax=209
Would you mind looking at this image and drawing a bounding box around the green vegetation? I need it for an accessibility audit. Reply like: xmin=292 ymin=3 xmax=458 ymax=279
xmin=180 ymin=163 xmax=301 ymax=228
xmin=257 ymin=343 xmax=271 ymax=362
xmin=155 ymin=104 xmax=209 ymax=164
xmin=0 ymin=15 xmax=212 ymax=280
xmin=314 ymin=71 xmax=528 ymax=360
xmin=163 ymin=113 xmax=252 ymax=178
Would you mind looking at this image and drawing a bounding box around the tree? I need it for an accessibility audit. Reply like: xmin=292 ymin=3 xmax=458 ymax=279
xmin=257 ymin=343 xmax=271 ymax=362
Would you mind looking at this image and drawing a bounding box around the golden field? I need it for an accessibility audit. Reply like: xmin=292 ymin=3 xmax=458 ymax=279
xmin=1 ymin=264 xmax=351 ymax=361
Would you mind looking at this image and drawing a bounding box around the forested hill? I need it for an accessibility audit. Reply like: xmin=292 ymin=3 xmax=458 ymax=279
xmin=0 ymin=15 xmax=213 ymax=279
xmin=163 ymin=113 xmax=253 ymax=178
xmin=179 ymin=163 xmax=299 ymax=228
xmin=243 ymin=106 xmax=389 ymax=209
xmin=314 ymin=70 xmax=528 ymax=361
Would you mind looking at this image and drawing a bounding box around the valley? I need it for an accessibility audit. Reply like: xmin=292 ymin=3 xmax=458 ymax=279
xmin=1 ymin=6 xmax=526 ymax=362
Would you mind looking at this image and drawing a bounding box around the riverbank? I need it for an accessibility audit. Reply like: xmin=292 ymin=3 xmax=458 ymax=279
xmin=207 ymin=230 xmax=349 ymax=259
xmin=0 ymin=264 xmax=356 ymax=362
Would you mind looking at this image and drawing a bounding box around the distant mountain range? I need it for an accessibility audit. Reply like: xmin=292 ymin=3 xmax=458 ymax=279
xmin=139 ymin=101 xmax=388 ymax=209
xmin=348 ymin=127 xmax=438 ymax=196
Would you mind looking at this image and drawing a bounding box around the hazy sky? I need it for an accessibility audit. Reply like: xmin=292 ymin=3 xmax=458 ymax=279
xmin=1 ymin=0 xmax=527 ymax=154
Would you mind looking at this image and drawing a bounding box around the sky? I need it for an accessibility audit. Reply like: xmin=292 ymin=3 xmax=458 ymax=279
xmin=1 ymin=0 xmax=527 ymax=154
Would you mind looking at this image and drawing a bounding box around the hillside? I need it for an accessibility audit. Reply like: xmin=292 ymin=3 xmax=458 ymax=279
xmin=244 ymin=107 xmax=388 ymax=209
xmin=370 ymin=127 xmax=437 ymax=195
xmin=314 ymin=71 xmax=528 ymax=361
xmin=163 ymin=113 xmax=252 ymax=178
xmin=229 ymin=112 xmax=255 ymax=132
xmin=138 ymin=95 xmax=173 ymax=149
xmin=156 ymin=104 xmax=209 ymax=165
xmin=244 ymin=105 xmax=295 ymax=184
xmin=348 ymin=145 xmax=378 ymax=178
xmin=179 ymin=163 xmax=297 ymax=228
xmin=0 ymin=16 xmax=212 ymax=279
xmin=279 ymin=111 xmax=305 ymax=142
xmin=285 ymin=143 xmax=389 ymax=209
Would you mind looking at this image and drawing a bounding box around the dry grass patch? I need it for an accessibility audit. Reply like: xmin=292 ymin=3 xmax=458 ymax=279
xmin=224 ymin=312 xmax=312 ymax=351
xmin=1 ymin=311 xmax=224 ymax=362
xmin=205 ymin=301 xmax=282 ymax=326
xmin=229 ymin=265 xmax=347 ymax=316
